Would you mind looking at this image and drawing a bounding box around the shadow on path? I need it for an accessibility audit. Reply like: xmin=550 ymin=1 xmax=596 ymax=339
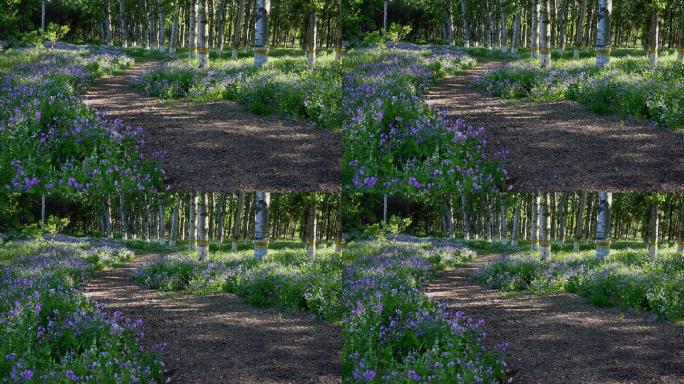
xmin=426 ymin=255 xmax=684 ymax=384
xmin=426 ymin=62 xmax=684 ymax=192
xmin=84 ymin=254 xmax=341 ymax=384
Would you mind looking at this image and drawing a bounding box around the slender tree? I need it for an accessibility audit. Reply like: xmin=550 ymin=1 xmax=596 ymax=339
xmin=540 ymin=0 xmax=552 ymax=67
xmin=197 ymin=193 xmax=209 ymax=260
xmin=189 ymin=193 xmax=197 ymax=251
xmin=158 ymin=194 xmax=165 ymax=246
xmin=557 ymin=192 xmax=568 ymax=246
xmin=198 ymin=0 xmax=209 ymax=68
xmin=574 ymin=192 xmax=587 ymax=251
xmin=461 ymin=193 xmax=470 ymax=240
xmin=253 ymin=0 xmax=270 ymax=67
xmin=254 ymin=192 xmax=270 ymax=260
xmin=232 ymin=192 xmax=244 ymax=252
xmin=649 ymin=5 xmax=659 ymax=66
xmin=677 ymin=194 xmax=684 ymax=256
xmin=540 ymin=193 xmax=551 ymax=259
xmin=500 ymin=195 xmax=508 ymax=244
xmin=119 ymin=0 xmax=127 ymax=47
xmin=189 ymin=0 xmax=197 ymax=58
xmin=158 ymin=0 xmax=166 ymax=53
xmin=105 ymin=1 xmax=113 ymax=45
xmin=595 ymin=192 xmax=612 ymax=260
xmin=461 ymin=0 xmax=470 ymax=47
xmin=307 ymin=6 xmax=317 ymax=69
xmin=595 ymin=0 xmax=612 ymax=67
xmin=169 ymin=4 xmax=179 ymax=54
xmin=531 ymin=193 xmax=539 ymax=250
xmin=232 ymin=0 xmax=245 ymax=59
xmin=512 ymin=5 xmax=521 ymax=53
xmin=678 ymin=0 xmax=684 ymax=64
xmin=574 ymin=0 xmax=587 ymax=58
xmin=383 ymin=0 xmax=388 ymax=30
xmin=307 ymin=201 xmax=317 ymax=259
xmin=511 ymin=196 xmax=520 ymax=247
xmin=169 ymin=198 xmax=178 ymax=247
xmin=649 ymin=200 xmax=660 ymax=260
xmin=500 ymin=0 xmax=508 ymax=52
xmin=531 ymin=0 xmax=540 ymax=57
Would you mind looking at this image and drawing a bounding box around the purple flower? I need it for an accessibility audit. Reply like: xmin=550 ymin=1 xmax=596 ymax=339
xmin=65 ymin=370 xmax=79 ymax=381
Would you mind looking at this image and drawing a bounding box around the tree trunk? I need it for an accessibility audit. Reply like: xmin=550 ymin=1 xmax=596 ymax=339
xmin=649 ymin=201 xmax=660 ymax=260
xmin=574 ymin=0 xmax=587 ymax=58
xmin=307 ymin=8 xmax=317 ymax=69
xmin=383 ymin=0 xmax=388 ymax=30
xmin=595 ymin=192 xmax=612 ymax=260
xmin=40 ymin=194 xmax=46 ymax=231
xmin=678 ymin=0 xmax=684 ymax=64
xmin=254 ymin=192 xmax=270 ymax=260
xmin=189 ymin=0 xmax=197 ymax=58
xmin=158 ymin=194 xmax=166 ymax=246
xmin=217 ymin=194 xmax=225 ymax=243
xmin=307 ymin=201 xmax=317 ymax=259
xmin=198 ymin=0 xmax=209 ymax=67
xmin=500 ymin=0 xmax=508 ymax=52
xmin=677 ymin=194 xmax=683 ymax=256
xmin=447 ymin=1 xmax=455 ymax=45
xmin=531 ymin=0 xmax=540 ymax=57
xmin=558 ymin=0 xmax=567 ymax=52
xmin=383 ymin=194 xmax=388 ymax=224
xmin=169 ymin=6 xmax=179 ymax=54
xmin=334 ymin=196 xmax=343 ymax=255
xmin=558 ymin=192 xmax=568 ymax=246
xmin=253 ymin=0 xmax=270 ymax=67
xmin=232 ymin=192 xmax=244 ymax=251
xmin=170 ymin=198 xmax=178 ymax=248
xmin=105 ymin=2 xmax=113 ymax=45
xmin=511 ymin=197 xmax=520 ymax=247
xmin=189 ymin=193 xmax=197 ymax=251
xmin=197 ymin=193 xmax=209 ymax=260
xmin=595 ymin=0 xmax=611 ymax=67
xmin=41 ymin=0 xmax=46 ymax=32
xmin=232 ymin=0 xmax=245 ymax=59
xmin=531 ymin=193 xmax=540 ymax=250
xmin=540 ymin=0 xmax=552 ymax=67
xmin=446 ymin=195 xmax=455 ymax=238
xmin=461 ymin=0 xmax=470 ymax=47
xmin=158 ymin=0 xmax=166 ymax=52
xmin=461 ymin=193 xmax=470 ymax=240
xmin=217 ymin=0 xmax=227 ymax=53
xmin=540 ymin=193 xmax=551 ymax=259
xmin=512 ymin=6 xmax=521 ymax=53
xmin=119 ymin=0 xmax=127 ymax=47
xmin=119 ymin=191 xmax=128 ymax=240
xmin=500 ymin=196 xmax=508 ymax=244
xmin=104 ymin=195 xmax=113 ymax=238
xmin=335 ymin=0 xmax=343 ymax=61
xmin=649 ymin=6 xmax=659 ymax=66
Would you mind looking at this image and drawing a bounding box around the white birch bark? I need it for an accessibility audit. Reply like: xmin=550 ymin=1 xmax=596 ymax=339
xmin=198 ymin=0 xmax=209 ymax=68
xmin=189 ymin=0 xmax=197 ymax=58
xmin=307 ymin=201 xmax=317 ymax=259
xmin=105 ymin=2 xmax=114 ymax=45
xmin=648 ymin=7 xmax=659 ymax=66
xmin=540 ymin=0 xmax=551 ymax=67
xmin=189 ymin=193 xmax=197 ymax=251
xmin=158 ymin=0 xmax=166 ymax=53
xmin=198 ymin=193 xmax=209 ymax=260
xmin=649 ymin=201 xmax=660 ymax=260
xmin=217 ymin=0 xmax=227 ymax=53
xmin=253 ymin=192 xmax=270 ymax=260
xmin=104 ymin=195 xmax=113 ymax=238
xmin=574 ymin=0 xmax=587 ymax=58
xmin=595 ymin=192 xmax=612 ymax=260
xmin=574 ymin=192 xmax=586 ymax=251
xmin=307 ymin=8 xmax=317 ymax=69
xmin=558 ymin=0 xmax=568 ymax=53
xmin=446 ymin=195 xmax=455 ymax=238
xmin=232 ymin=192 xmax=244 ymax=252
xmin=540 ymin=193 xmax=551 ymax=259
xmin=119 ymin=191 xmax=128 ymax=240
xmin=531 ymin=0 xmax=539 ymax=57
xmin=253 ymin=0 xmax=270 ymax=67
xmin=446 ymin=1 xmax=455 ymax=45
xmin=595 ymin=0 xmax=612 ymax=67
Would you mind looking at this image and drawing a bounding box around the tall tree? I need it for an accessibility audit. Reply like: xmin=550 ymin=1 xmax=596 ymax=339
xmin=531 ymin=0 xmax=540 ymax=57
xmin=595 ymin=0 xmax=612 ymax=67
xmin=198 ymin=0 xmax=209 ymax=67
xmin=189 ymin=0 xmax=197 ymax=58
xmin=531 ymin=193 xmax=540 ymax=250
xmin=254 ymin=0 xmax=270 ymax=67
xmin=307 ymin=6 xmax=317 ymax=68
xmin=169 ymin=4 xmax=179 ymax=54
xmin=232 ymin=192 xmax=244 ymax=252
xmin=574 ymin=0 xmax=587 ymax=58
xmin=511 ymin=196 xmax=521 ymax=247
xmin=232 ymin=0 xmax=245 ymax=59
xmin=158 ymin=0 xmax=166 ymax=53
xmin=595 ymin=192 xmax=612 ymax=260
xmin=461 ymin=193 xmax=470 ymax=240
xmin=677 ymin=194 xmax=684 ymax=256
xmin=540 ymin=193 xmax=551 ymax=259
xmin=678 ymin=0 xmax=684 ymax=64
xmin=119 ymin=0 xmax=128 ymax=47
xmin=500 ymin=0 xmax=508 ymax=52
xmin=197 ymin=193 xmax=209 ymax=260
xmin=649 ymin=199 xmax=660 ymax=260
xmin=307 ymin=200 xmax=317 ymax=259
xmin=574 ymin=192 xmax=587 ymax=251
xmin=189 ymin=193 xmax=197 ymax=251
xmin=540 ymin=0 xmax=552 ymax=67
xmin=649 ymin=5 xmax=659 ymax=66
xmin=254 ymin=192 xmax=270 ymax=260
xmin=158 ymin=194 xmax=165 ymax=246
xmin=461 ymin=0 xmax=470 ymax=47
xmin=512 ymin=4 xmax=521 ymax=53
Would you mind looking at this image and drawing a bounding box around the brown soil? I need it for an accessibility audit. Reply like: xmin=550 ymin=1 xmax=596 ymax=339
xmin=84 ymin=60 xmax=341 ymax=192
xmin=425 ymin=62 xmax=684 ymax=192
xmin=83 ymin=254 xmax=341 ymax=384
xmin=426 ymin=255 xmax=684 ymax=384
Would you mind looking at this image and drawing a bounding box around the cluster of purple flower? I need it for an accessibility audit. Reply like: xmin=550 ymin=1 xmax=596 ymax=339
xmin=0 ymin=239 xmax=162 ymax=383
xmin=342 ymin=243 xmax=507 ymax=383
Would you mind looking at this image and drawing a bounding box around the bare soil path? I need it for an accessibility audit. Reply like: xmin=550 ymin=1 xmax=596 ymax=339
xmin=426 ymin=255 xmax=684 ymax=384
xmin=426 ymin=61 xmax=684 ymax=192
xmin=83 ymin=254 xmax=341 ymax=384
xmin=84 ymin=60 xmax=341 ymax=192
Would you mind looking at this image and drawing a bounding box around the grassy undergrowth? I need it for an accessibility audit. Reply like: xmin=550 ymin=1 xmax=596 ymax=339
xmin=473 ymin=48 xmax=684 ymax=130
xmin=475 ymin=241 xmax=684 ymax=321
xmin=133 ymin=239 xmax=506 ymax=383
xmin=0 ymin=238 xmax=163 ymax=383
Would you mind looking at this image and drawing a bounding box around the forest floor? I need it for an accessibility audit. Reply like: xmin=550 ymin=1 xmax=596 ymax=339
xmin=84 ymin=60 xmax=341 ymax=192
xmin=425 ymin=61 xmax=684 ymax=192
xmin=83 ymin=253 xmax=341 ymax=384
xmin=426 ymin=254 xmax=684 ymax=384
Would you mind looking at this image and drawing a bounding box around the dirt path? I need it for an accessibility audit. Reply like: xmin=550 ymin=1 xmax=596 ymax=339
xmin=425 ymin=61 xmax=684 ymax=192
xmin=425 ymin=255 xmax=684 ymax=384
xmin=83 ymin=254 xmax=341 ymax=384
xmin=84 ymin=60 xmax=340 ymax=192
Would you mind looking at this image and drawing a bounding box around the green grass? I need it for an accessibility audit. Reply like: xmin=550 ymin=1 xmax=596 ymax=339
xmin=474 ymin=241 xmax=684 ymax=321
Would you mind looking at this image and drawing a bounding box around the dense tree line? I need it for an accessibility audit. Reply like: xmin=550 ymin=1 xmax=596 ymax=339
xmin=347 ymin=192 xmax=684 ymax=259
xmin=344 ymin=0 xmax=684 ymax=65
